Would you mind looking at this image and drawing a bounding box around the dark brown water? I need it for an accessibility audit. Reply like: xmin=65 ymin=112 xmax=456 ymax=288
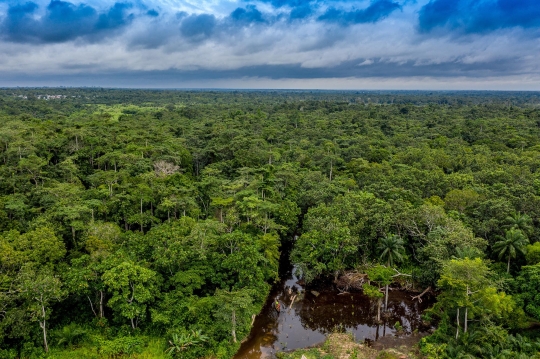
xmin=234 ymin=264 xmax=434 ymax=359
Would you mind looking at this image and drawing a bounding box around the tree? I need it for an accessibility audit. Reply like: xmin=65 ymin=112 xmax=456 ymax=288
xmin=436 ymin=258 xmax=518 ymax=340
xmin=504 ymin=212 xmax=533 ymax=237
xmin=18 ymin=154 xmax=47 ymax=186
xmin=365 ymin=265 xmax=394 ymax=322
xmin=291 ymin=219 xmax=355 ymax=283
xmin=362 ymin=283 xmax=384 ymax=322
xmin=444 ymin=189 xmax=479 ymax=214
xmin=378 ymin=234 xmax=405 ymax=267
xmin=165 ymin=330 xmax=208 ymax=357
xmin=377 ymin=234 xmax=405 ymax=311
xmin=515 ymin=264 xmax=540 ymax=321
xmin=291 ymin=200 xmax=361 ymax=283
xmin=213 ymin=288 xmax=255 ymax=343
xmin=17 ymin=266 xmax=65 ymax=353
xmin=102 ymin=261 xmax=159 ymax=328
xmin=525 ymin=242 xmax=540 ymax=265
xmin=493 ymin=229 xmax=529 ymax=273
xmin=438 ymin=258 xmax=488 ymax=338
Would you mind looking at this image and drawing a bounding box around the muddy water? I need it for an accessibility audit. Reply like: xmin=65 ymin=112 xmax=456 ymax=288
xmin=233 ymin=264 xmax=434 ymax=359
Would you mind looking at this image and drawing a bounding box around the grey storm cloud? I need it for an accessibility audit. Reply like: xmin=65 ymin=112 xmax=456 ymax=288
xmin=0 ymin=56 xmax=530 ymax=84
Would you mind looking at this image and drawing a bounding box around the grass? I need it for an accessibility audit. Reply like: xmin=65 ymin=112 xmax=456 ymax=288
xmin=276 ymin=333 xmax=418 ymax=359
xmin=91 ymin=104 xmax=164 ymax=121
xmin=46 ymin=336 xmax=169 ymax=359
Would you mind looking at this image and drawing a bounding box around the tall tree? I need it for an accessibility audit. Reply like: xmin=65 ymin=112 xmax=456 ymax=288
xmin=17 ymin=266 xmax=65 ymax=353
xmin=377 ymin=234 xmax=404 ymax=310
xmin=493 ymin=229 xmax=529 ymax=273
xmin=504 ymin=212 xmax=533 ymax=237
xmin=378 ymin=234 xmax=405 ymax=267
xmin=102 ymin=261 xmax=159 ymax=329
xmin=365 ymin=265 xmax=394 ymax=322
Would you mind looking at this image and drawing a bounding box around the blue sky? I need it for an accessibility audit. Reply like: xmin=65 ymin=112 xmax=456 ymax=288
xmin=0 ymin=0 xmax=539 ymax=89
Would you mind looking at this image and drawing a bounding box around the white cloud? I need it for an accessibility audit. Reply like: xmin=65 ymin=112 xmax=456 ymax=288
xmin=0 ymin=0 xmax=539 ymax=89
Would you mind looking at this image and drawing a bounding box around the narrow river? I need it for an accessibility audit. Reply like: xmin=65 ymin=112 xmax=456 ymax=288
xmin=234 ymin=246 xmax=434 ymax=359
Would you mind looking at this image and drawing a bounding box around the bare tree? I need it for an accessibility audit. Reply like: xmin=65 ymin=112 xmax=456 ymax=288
xmin=154 ymin=160 xmax=180 ymax=177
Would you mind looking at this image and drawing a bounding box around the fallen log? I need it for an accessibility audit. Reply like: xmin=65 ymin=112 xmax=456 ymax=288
xmin=288 ymin=295 xmax=297 ymax=310
xmin=411 ymin=286 xmax=431 ymax=303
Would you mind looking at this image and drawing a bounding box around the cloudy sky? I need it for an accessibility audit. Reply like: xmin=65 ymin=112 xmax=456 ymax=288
xmin=0 ymin=0 xmax=539 ymax=89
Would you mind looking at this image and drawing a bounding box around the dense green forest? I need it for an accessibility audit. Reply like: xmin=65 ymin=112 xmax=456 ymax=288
xmin=1 ymin=89 xmax=540 ymax=359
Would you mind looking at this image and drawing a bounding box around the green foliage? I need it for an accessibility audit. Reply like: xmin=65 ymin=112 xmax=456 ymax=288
xmin=55 ymin=324 xmax=87 ymax=347
xmin=377 ymin=234 xmax=405 ymax=267
xmin=525 ymin=242 xmax=540 ymax=265
xmin=165 ymin=330 xmax=208 ymax=358
xmin=362 ymin=283 xmax=383 ymax=300
xmin=102 ymin=262 xmax=159 ymax=328
xmin=366 ymin=265 xmax=394 ymax=288
xmin=515 ymin=264 xmax=540 ymax=321
xmin=419 ymin=337 xmax=447 ymax=359
xmin=2 ymin=90 xmax=540 ymax=358
xmin=493 ymin=229 xmax=529 ymax=273
xmin=96 ymin=336 xmax=144 ymax=357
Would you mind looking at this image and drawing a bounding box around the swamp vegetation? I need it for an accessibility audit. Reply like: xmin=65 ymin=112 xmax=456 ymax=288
xmin=1 ymin=89 xmax=540 ymax=358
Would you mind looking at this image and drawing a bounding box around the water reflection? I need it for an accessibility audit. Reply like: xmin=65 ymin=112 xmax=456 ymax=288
xmin=234 ymin=266 xmax=433 ymax=359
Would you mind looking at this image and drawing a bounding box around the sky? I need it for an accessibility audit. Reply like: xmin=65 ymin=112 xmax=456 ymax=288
xmin=0 ymin=0 xmax=540 ymax=89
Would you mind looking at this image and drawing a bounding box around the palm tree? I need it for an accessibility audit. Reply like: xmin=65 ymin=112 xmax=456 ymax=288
xmin=453 ymin=246 xmax=484 ymax=260
xmin=493 ymin=228 xmax=529 ymax=273
xmin=165 ymin=330 xmax=208 ymax=357
xmin=56 ymin=324 xmax=87 ymax=347
xmin=377 ymin=234 xmax=405 ymax=311
xmin=377 ymin=234 xmax=405 ymax=267
xmin=504 ymin=212 xmax=533 ymax=236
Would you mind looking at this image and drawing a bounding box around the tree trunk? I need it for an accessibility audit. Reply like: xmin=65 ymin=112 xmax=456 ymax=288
xmin=377 ymin=299 xmax=381 ymax=322
xmin=455 ymin=307 xmax=460 ymax=340
xmin=232 ymin=310 xmax=237 ymax=343
xmin=40 ymin=302 xmax=49 ymax=352
xmin=87 ymin=295 xmax=97 ymax=317
xmin=99 ymin=291 xmax=104 ymax=318
xmin=385 ymin=284 xmax=389 ymax=311
xmin=131 ymin=317 xmax=135 ymax=329
xmin=140 ymin=198 xmax=143 ymax=232
xmin=71 ymin=226 xmax=77 ymax=248
xmin=40 ymin=320 xmax=48 ymax=353
xmin=507 ymin=254 xmax=511 ymax=274
xmin=464 ymin=307 xmax=468 ymax=333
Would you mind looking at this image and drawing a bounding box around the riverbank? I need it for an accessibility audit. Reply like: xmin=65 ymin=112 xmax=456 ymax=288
xmin=275 ymin=333 xmax=421 ymax=359
xmin=233 ymin=263 xmax=434 ymax=359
